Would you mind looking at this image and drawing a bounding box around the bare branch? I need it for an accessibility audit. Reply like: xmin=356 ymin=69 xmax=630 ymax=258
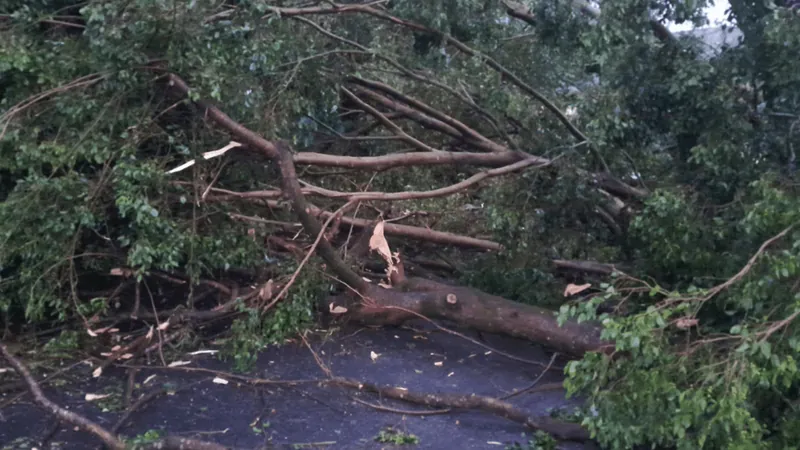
xmin=0 ymin=344 xmax=126 ymax=450
xmin=238 ymin=201 xmax=504 ymax=251
xmin=348 ymin=77 xmax=501 ymax=150
xmin=298 ymin=156 xmax=551 ymax=202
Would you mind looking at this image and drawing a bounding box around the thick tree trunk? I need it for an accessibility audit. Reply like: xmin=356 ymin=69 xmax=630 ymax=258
xmin=335 ymin=278 xmax=609 ymax=357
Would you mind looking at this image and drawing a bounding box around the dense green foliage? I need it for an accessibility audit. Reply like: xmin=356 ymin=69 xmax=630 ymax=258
xmin=2 ymin=0 xmax=799 ymax=448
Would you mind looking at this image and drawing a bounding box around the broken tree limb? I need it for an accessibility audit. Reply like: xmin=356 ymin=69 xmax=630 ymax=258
xmin=167 ymin=72 xmax=609 ymax=357
xmin=293 ymin=148 xmax=530 ymax=170
xmin=0 ymin=344 xmax=232 ymax=450
xmin=553 ymin=259 xmax=618 ymax=275
xmin=330 ymin=376 xmax=590 ymax=441
xmin=341 ymin=279 xmax=610 ymax=357
xmin=0 ymin=343 xmax=125 ymax=449
xmin=274 ymin=140 xmax=370 ymax=292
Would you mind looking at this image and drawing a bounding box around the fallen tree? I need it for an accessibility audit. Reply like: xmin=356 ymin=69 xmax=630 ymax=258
xmin=166 ymin=73 xmax=611 ymax=358
xmin=8 ymin=2 xmax=799 ymax=448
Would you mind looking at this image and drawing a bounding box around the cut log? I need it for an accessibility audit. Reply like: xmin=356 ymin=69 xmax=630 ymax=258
xmin=337 ymin=278 xmax=610 ymax=357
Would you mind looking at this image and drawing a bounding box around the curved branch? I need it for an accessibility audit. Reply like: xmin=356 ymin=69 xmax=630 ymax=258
xmin=298 ymin=156 xmax=550 ymax=202
xmin=0 ymin=344 xmax=125 ymax=450
xmin=209 ymin=155 xmax=546 ymax=205
xmin=168 ymin=74 xmax=367 ymax=293
xmin=0 ymin=344 xmax=237 ymax=450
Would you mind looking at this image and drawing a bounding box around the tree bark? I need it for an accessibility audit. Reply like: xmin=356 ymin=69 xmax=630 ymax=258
xmin=336 ymin=278 xmax=608 ymax=357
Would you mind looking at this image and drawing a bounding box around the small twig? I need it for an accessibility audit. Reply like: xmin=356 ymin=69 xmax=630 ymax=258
xmin=143 ymin=279 xmax=168 ymax=367
xmin=382 ymin=304 xmax=562 ymax=369
xmin=350 ymin=396 xmax=451 ymax=415
xmin=0 ymin=359 xmax=85 ymax=395
xmin=124 ymin=368 xmax=137 ymax=408
xmin=301 ymin=331 xmax=333 ymax=377
xmin=201 ymin=160 xmax=229 ymax=201
xmin=39 ymin=419 xmax=62 ymax=447
xmin=702 ymin=223 xmax=797 ymax=302
xmin=501 ymin=352 xmax=559 ymax=400
xmin=112 ymin=380 xmax=204 ymax=434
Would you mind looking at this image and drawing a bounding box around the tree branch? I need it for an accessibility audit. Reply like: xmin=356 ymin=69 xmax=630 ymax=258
xmin=348 ymin=77 xmax=501 ymax=150
xmin=330 ymin=377 xmax=590 ymax=441
xmin=0 ymin=344 xmax=232 ymax=450
xmin=340 ymin=86 xmax=443 ymax=153
xmin=0 ymin=344 xmax=125 ymax=450
xmin=292 ymin=149 xmax=528 ymax=170
xmin=168 ymin=74 xmax=366 ymax=292
xmin=237 ymin=201 xmax=505 ymax=251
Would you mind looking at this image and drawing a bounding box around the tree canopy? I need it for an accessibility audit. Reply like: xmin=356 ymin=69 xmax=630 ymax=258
xmin=2 ymin=1 xmax=800 ymax=448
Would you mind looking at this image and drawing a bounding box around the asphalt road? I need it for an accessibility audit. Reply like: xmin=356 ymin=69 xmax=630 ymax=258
xmin=1 ymin=325 xmax=594 ymax=449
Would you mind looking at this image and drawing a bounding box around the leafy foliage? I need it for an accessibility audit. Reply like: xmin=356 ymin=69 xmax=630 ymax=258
xmin=2 ymin=0 xmax=800 ymax=448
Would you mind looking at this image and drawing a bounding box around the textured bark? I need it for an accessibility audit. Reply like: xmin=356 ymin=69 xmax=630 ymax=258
xmin=337 ymin=278 xmax=609 ymax=357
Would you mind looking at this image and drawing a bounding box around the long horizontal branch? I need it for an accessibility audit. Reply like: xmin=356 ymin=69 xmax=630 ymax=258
xmin=209 ymin=157 xmax=545 ymax=204
xmin=330 ymin=377 xmax=589 ymax=441
xmin=306 ymin=157 xmax=549 ymax=201
xmin=292 ymin=148 xmax=529 ymax=170
xmin=553 ymin=259 xmax=618 ymax=275
xmin=246 ymin=201 xmax=504 ymax=251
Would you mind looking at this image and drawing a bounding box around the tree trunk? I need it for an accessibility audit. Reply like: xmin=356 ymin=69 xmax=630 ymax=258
xmin=335 ymin=278 xmax=609 ymax=357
